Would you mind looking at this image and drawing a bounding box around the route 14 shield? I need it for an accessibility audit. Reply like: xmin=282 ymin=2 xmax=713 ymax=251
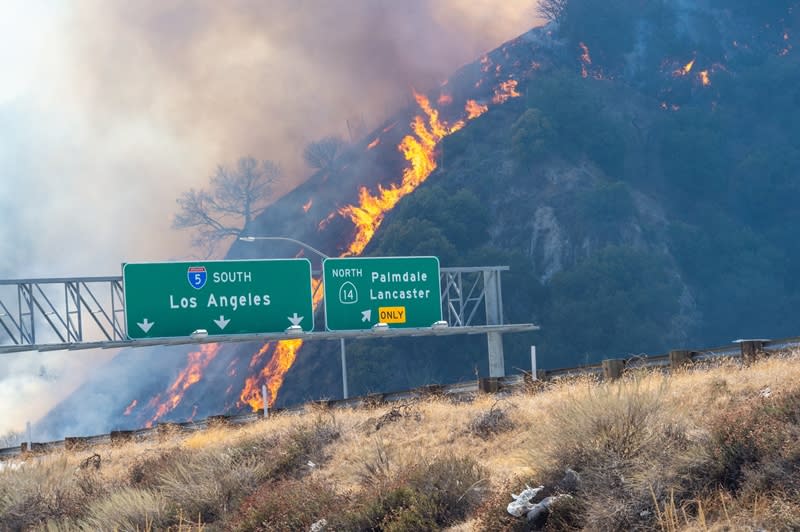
xmin=187 ymin=266 xmax=207 ymax=289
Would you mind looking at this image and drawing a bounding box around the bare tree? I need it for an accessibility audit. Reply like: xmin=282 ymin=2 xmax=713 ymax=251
xmin=0 ymin=429 xmax=22 ymax=448
xmin=303 ymin=135 xmax=346 ymax=171
xmin=174 ymin=156 xmax=280 ymax=250
xmin=537 ymin=0 xmax=568 ymax=22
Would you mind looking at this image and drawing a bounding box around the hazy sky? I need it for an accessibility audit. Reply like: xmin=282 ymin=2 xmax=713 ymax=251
xmin=0 ymin=0 xmax=543 ymax=436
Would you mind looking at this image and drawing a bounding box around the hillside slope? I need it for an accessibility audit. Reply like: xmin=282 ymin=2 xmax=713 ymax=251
xmin=285 ymin=0 xmax=800 ymax=397
xmin=34 ymin=0 xmax=800 ymax=438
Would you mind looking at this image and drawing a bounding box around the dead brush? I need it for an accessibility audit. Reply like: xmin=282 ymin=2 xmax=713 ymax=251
xmin=77 ymin=487 xmax=169 ymax=531
xmin=0 ymin=455 xmax=90 ymax=530
xmin=348 ymin=444 xmax=488 ymax=531
xmin=357 ymin=439 xmax=393 ymax=490
xmin=374 ymin=401 xmax=422 ymax=431
xmin=228 ymin=477 xmax=342 ymax=532
xmin=269 ymin=414 xmax=341 ymax=478
xmin=467 ymin=401 xmax=515 ymax=439
xmin=157 ymin=449 xmax=263 ymax=523
xmin=526 ymin=374 xmax=694 ymax=529
xmin=128 ymin=447 xmax=192 ymax=488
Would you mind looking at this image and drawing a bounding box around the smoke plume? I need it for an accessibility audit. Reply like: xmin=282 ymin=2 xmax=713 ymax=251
xmin=0 ymin=0 xmax=542 ymax=436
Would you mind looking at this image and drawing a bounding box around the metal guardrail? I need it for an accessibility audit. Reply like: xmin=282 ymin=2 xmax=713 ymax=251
xmin=2 ymin=335 xmax=797 ymax=459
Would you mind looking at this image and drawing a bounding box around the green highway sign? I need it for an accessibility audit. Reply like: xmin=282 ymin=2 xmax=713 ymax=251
xmin=123 ymin=259 xmax=314 ymax=339
xmin=323 ymin=256 xmax=442 ymax=331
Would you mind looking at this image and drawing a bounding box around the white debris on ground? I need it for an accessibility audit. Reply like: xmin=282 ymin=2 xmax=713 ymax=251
xmin=525 ymin=494 xmax=573 ymax=522
xmin=507 ymin=469 xmax=580 ymax=522
xmin=507 ymin=485 xmax=545 ymax=517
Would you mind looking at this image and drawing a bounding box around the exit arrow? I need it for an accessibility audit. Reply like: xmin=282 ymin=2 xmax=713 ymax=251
xmin=137 ymin=318 xmax=154 ymax=334
xmin=214 ymin=315 xmax=230 ymax=330
xmin=361 ymin=309 xmax=372 ymax=323
xmin=288 ymin=313 xmax=304 ymax=327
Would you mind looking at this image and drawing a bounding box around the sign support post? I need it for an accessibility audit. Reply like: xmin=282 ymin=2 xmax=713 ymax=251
xmin=340 ymin=338 xmax=348 ymax=399
xmin=484 ymin=269 xmax=505 ymax=377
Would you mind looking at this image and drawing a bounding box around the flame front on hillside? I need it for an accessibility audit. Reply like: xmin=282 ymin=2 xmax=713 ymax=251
xmin=238 ymin=340 xmax=305 ymax=410
xmin=674 ymin=58 xmax=695 ymax=76
xmin=146 ymin=343 xmax=220 ymax=427
xmin=143 ymin=70 xmax=525 ymax=420
xmin=466 ymin=99 xmax=488 ymax=119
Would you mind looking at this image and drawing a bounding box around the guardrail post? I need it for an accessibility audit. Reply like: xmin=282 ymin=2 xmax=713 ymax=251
xmin=484 ymin=269 xmax=505 ymax=377
xmin=207 ymin=415 xmax=230 ymax=427
xmin=478 ymin=377 xmax=500 ymax=393
xmin=740 ymin=340 xmax=766 ymax=365
xmin=669 ymin=350 xmax=693 ymax=370
xmin=64 ymin=436 xmax=88 ymax=451
xmin=602 ymin=358 xmax=625 ymax=380
xmin=110 ymin=430 xmax=134 ymax=445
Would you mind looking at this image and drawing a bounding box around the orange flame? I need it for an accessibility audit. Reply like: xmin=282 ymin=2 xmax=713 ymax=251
xmin=317 ymin=211 xmax=336 ymax=231
xmin=492 ymin=80 xmax=520 ymax=104
xmin=699 ymin=70 xmax=710 ymax=86
xmin=249 ymin=342 xmax=271 ymax=369
xmin=123 ymin=399 xmax=137 ymax=416
xmin=147 ymin=343 xmax=219 ymax=426
xmin=367 ymin=138 xmax=380 ymax=150
xmin=237 ymin=80 xmax=525 ymax=410
xmin=339 ymin=84 xmax=521 ymax=257
xmin=239 ymin=339 xmax=303 ymax=410
xmin=338 ymin=92 xmax=449 ymax=256
xmin=237 ymin=278 xmax=322 ymax=412
xmin=579 ymin=42 xmax=592 ymax=78
xmin=674 ymin=58 xmax=695 ymax=76
xmin=311 ymin=277 xmax=324 ymax=308
xmin=465 ymin=99 xmax=488 ymax=119
xmin=303 ymin=199 xmax=313 ymax=213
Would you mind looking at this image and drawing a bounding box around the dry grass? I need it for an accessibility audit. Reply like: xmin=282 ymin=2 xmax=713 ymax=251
xmin=2 ymin=351 xmax=800 ymax=530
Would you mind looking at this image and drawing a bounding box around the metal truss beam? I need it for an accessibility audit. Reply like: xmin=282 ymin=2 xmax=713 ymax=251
xmin=1 ymin=266 xmax=531 ymax=355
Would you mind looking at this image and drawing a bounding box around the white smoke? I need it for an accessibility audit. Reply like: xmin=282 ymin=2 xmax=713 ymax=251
xmin=0 ymin=0 xmax=544 ymax=436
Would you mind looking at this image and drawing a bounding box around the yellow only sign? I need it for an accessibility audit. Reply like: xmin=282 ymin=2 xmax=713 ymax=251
xmin=379 ymin=306 xmax=406 ymax=323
